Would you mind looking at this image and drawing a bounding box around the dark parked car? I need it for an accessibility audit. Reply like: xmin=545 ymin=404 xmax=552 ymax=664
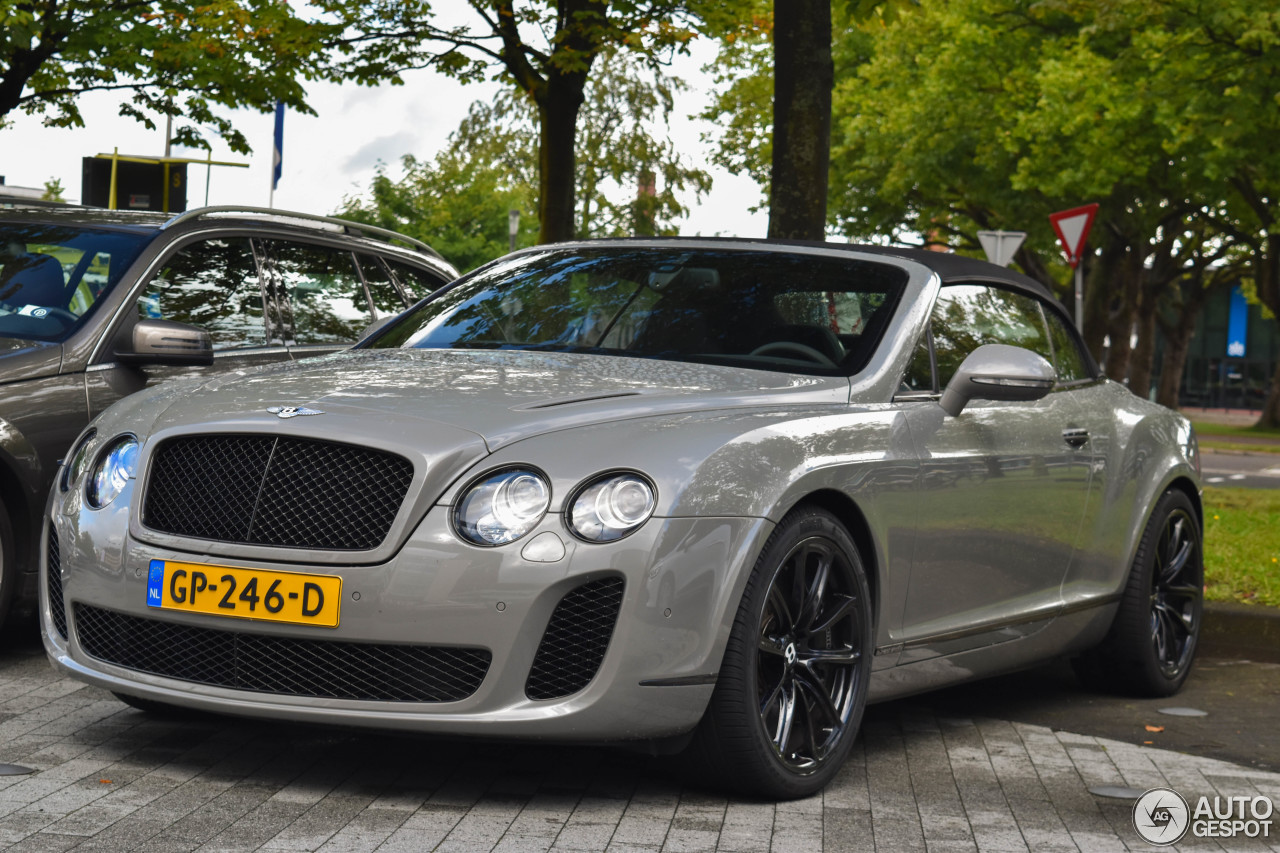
xmin=0 ymin=200 xmax=456 ymax=631
xmin=43 ymin=239 xmax=1203 ymax=798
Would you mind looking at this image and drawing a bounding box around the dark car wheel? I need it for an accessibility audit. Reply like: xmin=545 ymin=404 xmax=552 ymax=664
xmin=0 ymin=497 xmax=14 ymax=634
xmin=1073 ymin=489 xmax=1203 ymax=697
xmin=687 ymin=506 xmax=873 ymax=799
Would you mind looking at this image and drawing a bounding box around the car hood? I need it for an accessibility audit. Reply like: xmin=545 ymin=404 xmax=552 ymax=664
xmin=150 ymin=348 xmax=850 ymax=449
xmin=0 ymin=337 xmax=60 ymax=384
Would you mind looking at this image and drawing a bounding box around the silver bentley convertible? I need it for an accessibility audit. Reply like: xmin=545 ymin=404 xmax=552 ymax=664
xmin=42 ymin=240 xmax=1203 ymax=798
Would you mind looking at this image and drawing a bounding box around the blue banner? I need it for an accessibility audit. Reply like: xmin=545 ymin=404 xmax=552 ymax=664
xmin=272 ymin=102 xmax=285 ymax=190
xmin=1226 ymin=286 xmax=1248 ymax=358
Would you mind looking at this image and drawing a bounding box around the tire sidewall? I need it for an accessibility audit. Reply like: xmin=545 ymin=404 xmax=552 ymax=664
xmin=1126 ymin=490 xmax=1203 ymax=694
xmin=723 ymin=507 xmax=873 ymax=797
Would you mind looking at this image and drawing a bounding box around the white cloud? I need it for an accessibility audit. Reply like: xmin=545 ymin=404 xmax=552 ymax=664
xmin=0 ymin=37 xmax=768 ymax=241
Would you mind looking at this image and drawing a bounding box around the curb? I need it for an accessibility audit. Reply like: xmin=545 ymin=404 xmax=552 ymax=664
xmin=1200 ymin=601 xmax=1280 ymax=663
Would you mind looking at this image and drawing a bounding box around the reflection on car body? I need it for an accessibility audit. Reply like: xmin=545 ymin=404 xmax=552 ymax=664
xmin=43 ymin=239 xmax=1202 ymax=798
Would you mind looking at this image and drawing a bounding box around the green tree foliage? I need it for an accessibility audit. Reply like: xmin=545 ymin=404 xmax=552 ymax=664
xmin=339 ymin=50 xmax=709 ymax=270
xmin=0 ymin=0 xmax=328 ymax=153
xmin=318 ymin=0 xmax=706 ymax=243
xmin=40 ymin=176 xmax=63 ymax=201
xmin=336 ymin=97 xmax=538 ymax=274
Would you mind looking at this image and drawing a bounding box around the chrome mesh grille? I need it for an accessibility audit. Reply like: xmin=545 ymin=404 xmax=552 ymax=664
xmin=47 ymin=529 xmax=67 ymax=640
xmin=74 ymin=605 xmax=490 ymax=703
xmin=525 ymin=577 xmax=624 ymax=701
xmin=142 ymin=435 xmax=414 ymax=550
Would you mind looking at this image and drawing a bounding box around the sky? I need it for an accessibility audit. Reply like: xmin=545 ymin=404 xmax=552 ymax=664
xmin=0 ymin=39 xmax=769 ymax=240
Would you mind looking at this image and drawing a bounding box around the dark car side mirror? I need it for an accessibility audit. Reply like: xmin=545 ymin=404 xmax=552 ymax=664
xmin=939 ymin=343 xmax=1056 ymax=417
xmin=116 ymin=319 xmax=214 ymax=367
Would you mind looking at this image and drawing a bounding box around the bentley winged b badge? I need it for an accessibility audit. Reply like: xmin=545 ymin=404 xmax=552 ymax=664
xmin=267 ymin=406 xmax=324 ymax=419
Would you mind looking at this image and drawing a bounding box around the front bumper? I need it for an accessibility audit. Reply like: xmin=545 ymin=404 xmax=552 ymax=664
xmin=42 ymin=497 xmax=771 ymax=742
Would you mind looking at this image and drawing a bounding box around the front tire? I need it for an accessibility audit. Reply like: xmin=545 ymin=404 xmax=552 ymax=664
xmin=687 ymin=506 xmax=873 ymax=799
xmin=1073 ymin=489 xmax=1203 ymax=697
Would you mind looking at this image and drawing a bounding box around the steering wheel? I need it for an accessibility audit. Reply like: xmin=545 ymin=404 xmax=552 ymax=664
xmin=749 ymin=341 xmax=838 ymax=368
xmin=31 ymin=306 xmax=78 ymax=327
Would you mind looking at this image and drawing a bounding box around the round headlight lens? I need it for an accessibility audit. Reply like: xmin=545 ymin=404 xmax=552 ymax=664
xmin=568 ymin=473 xmax=656 ymax=542
xmin=61 ymin=429 xmax=96 ymax=493
xmin=87 ymin=436 xmax=139 ymax=509
xmin=454 ymin=468 xmax=551 ymax=546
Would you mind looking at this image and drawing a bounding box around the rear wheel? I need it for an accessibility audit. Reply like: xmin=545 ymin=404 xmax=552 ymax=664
xmin=687 ymin=506 xmax=872 ymax=798
xmin=1073 ymin=489 xmax=1202 ymax=697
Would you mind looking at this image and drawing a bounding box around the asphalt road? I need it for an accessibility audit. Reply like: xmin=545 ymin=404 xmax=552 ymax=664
xmin=1200 ymin=449 xmax=1280 ymax=489
xmin=878 ymin=654 xmax=1280 ymax=774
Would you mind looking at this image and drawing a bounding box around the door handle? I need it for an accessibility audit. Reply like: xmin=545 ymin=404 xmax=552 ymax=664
xmin=1062 ymin=427 xmax=1089 ymax=448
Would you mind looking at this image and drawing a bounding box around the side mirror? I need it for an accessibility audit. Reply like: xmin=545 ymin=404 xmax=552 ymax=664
xmin=116 ymin=319 xmax=214 ymax=366
xmin=939 ymin=343 xmax=1055 ymax=417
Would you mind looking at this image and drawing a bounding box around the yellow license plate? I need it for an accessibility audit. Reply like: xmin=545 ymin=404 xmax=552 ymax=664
xmin=146 ymin=560 xmax=341 ymax=628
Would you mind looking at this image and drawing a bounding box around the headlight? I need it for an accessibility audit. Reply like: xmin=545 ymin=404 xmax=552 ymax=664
xmin=567 ymin=472 xmax=656 ymax=542
xmin=60 ymin=429 xmax=96 ymax=493
xmin=454 ymin=468 xmax=551 ymax=546
xmin=87 ymin=436 xmax=139 ymax=509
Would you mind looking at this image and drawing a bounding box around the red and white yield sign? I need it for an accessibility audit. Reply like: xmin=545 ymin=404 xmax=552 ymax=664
xmin=1048 ymin=203 xmax=1099 ymax=268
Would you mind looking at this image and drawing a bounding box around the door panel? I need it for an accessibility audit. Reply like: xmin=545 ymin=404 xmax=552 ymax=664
xmin=897 ymin=283 xmax=1094 ymax=659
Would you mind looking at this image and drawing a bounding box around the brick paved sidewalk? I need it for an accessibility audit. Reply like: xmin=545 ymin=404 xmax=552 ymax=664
xmin=0 ymin=648 xmax=1276 ymax=852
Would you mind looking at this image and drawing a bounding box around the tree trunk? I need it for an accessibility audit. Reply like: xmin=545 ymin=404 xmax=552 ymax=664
xmin=1127 ymin=305 xmax=1158 ymax=401
xmin=1254 ymin=235 xmax=1280 ymax=427
xmin=768 ymin=0 xmax=832 ymax=240
xmin=1155 ymin=278 xmax=1212 ymax=410
xmin=536 ymin=73 xmax=588 ymax=243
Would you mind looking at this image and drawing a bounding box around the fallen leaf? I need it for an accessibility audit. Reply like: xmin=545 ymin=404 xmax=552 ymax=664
xmin=98 ymin=779 xmax=112 ymax=784
xmin=1144 ymin=725 xmax=1165 ymax=733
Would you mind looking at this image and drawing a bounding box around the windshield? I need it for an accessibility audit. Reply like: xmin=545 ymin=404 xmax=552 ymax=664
xmin=0 ymin=224 xmax=150 ymax=343
xmin=367 ymin=247 xmax=906 ymax=375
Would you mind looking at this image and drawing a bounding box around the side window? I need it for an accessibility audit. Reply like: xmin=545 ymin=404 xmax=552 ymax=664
xmin=356 ymin=255 xmax=408 ymax=318
xmin=268 ymin=242 xmax=370 ymax=345
xmin=1042 ymin=307 xmax=1090 ymax=382
xmin=930 ymin=284 xmax=1053 ymax=387
xmin=385 ymin=259 xmax=447 ymax=303
xmin=140 ymin=238 xmax=266 ymax=349
xmin=900 ymin=328 xmax=935 ymax=392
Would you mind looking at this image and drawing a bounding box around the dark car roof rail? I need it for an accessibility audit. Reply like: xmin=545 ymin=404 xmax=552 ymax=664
xmin=161 ymin=205 xmax=446 ymax=262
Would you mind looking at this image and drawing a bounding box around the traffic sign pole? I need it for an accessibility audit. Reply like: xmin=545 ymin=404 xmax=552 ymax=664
xmin=1075 ymin=266 xmax=1083 ymax=333
xmin=1048 ymin=203 xmax=1099 ymax=334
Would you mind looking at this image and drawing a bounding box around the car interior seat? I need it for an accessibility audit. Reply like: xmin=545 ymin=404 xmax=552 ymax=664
xmin=0 ymin=254 xmax=69 ymax=309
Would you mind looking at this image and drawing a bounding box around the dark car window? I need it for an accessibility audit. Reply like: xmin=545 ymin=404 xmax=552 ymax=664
xmin=268 ymin=242 xmax=370 ymax=345
xmin=1043 ymin=306 xmax=1090 ymax=382
xmin=385 ymin=259 xmax=448 ymax=303
xmin=368 ymin=248 xmax=907 ymax=377
xmin=356 ymin=255 xmax=408 ymax=319
xmin=931 ymin=284 xmax=1053 ymax=387
xmin=139 ymin=237 xmax=267 ymax=349
xmin=900 ymin=328 xmax=935 ymax=392
xmin=0 ymin=224 xmax=148 ymax=343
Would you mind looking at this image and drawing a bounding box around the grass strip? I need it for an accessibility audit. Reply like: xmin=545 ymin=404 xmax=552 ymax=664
xmin=1203 ymin=486 xmax=1280 ymax=608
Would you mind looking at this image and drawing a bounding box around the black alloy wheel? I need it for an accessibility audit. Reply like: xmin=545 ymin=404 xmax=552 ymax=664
xmin=1150 ymin=506 xmax=1201 ymax=679
xmin=1072 ymin=489 xmax=1203 ymax=697
xmin=687 ymin=506 xmax=872 ymax=798
xmin=757 ymin=536 xmax=863 ymax=771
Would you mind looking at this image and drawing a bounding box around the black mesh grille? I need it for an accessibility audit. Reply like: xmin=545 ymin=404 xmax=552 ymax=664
xmin=47 ymin=530 xmax=67 ymax=640
xmin=142 ymin=435 xmax=414 ymax=550
xmin=74 ymin=605 xmax=490 ymax=703
xmin=526 ymin=577 xmax=625 ymax=700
